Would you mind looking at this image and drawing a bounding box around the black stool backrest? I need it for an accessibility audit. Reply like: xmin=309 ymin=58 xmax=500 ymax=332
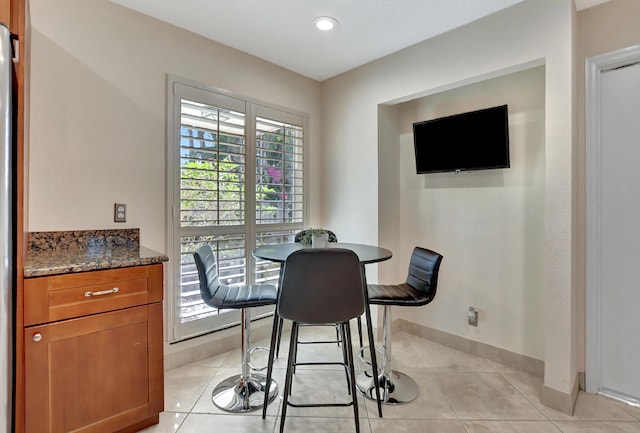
xmin=405 ymin=246 xmax=443 ymax=300
xmin=193 ymin=245 xmax=222 ymax=307
xmin=278 ymin=248 xmax=364 ymax=324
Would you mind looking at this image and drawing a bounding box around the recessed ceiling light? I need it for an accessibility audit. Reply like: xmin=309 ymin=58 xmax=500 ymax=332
xmin=313 ymin=16 xmax=338 ymax=31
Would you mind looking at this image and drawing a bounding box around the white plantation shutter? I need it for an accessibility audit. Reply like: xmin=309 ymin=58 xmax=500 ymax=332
xmin=253 ymin=110 xmax=305 ymax=288
xmin=255 ymin=115 xmax=304 ymax=225
xmin=168 ymin=80 xmax=307 ymax=341
xmin=180 ymin=100 xmax=246 ymax=227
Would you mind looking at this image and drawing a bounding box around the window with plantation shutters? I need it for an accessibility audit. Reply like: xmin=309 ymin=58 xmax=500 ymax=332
xmin=168 ymin=79 xmax=307 ymax=341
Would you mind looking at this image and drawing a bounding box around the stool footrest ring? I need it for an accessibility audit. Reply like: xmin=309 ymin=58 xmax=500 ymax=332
xmin=357 ymin=345 xmax=385 ymax=370
xmin=247 ymin=346 xmax=270 ymax=372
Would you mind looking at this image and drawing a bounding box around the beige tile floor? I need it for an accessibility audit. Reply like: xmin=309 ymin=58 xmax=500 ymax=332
xmin=143 ymin=325 xmax=640 ymax=433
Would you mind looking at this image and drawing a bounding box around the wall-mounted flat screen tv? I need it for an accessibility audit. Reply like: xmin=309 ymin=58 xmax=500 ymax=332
xmin=413 ymin=104 xmax=510 ymax=174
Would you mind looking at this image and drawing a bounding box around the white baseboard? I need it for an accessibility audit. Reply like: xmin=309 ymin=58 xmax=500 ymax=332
xmin=397 ymin=318 xmax=545 ymax=378
xmin=542 ymin=373 xmax=579 ymax=415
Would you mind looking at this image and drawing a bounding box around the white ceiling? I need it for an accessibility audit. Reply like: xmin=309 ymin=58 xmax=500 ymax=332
xmin=110 ymin=0 xmax=610 ymax=82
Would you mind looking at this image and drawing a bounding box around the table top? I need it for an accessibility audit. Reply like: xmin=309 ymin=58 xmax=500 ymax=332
xmin=253 ymin=242 xmax=392 ymax=264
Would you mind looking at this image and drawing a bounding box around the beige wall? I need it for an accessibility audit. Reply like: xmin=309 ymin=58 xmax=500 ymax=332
xmin=576 ymin=0 xmax=640 ymax=372
xmin=390 ymin=67 xmax=546 ymax=360
xmin=28 ymin=0 xmax=323 ymax=253
xmin=322 ymin=0 xmax=578 ymax=408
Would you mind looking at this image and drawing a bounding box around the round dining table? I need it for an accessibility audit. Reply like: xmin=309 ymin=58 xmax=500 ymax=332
xmin=252 ymin=242 xmax=392 ymax=417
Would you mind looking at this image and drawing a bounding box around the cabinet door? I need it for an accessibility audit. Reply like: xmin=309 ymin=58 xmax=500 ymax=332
xmin=24 ymin=303 xmax=163 ymax=433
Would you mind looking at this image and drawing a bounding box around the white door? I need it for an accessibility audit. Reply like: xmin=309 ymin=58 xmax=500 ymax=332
xmin=586 ymin=46 xmax=640 ymax=406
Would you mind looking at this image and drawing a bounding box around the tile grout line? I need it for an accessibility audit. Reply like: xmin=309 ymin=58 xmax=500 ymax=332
xmin=498 ymin=371 xmax=551 ymax=422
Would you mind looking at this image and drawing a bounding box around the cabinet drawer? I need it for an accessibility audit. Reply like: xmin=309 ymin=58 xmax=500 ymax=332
xmin=24 ymin=264 xmax=163 ymax=326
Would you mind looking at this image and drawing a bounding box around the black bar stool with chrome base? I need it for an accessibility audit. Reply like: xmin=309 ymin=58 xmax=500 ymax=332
xmin=193 ymin=245 xmax=279 ymax=412
xmin=263 ymin=248 xmax=366 ymax=433
xmin=357 ymin=246 xmax=443 ymax=404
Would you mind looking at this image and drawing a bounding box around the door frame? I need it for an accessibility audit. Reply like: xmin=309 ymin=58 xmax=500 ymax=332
xmin=585 ymin=44 xmax=640 ymax=397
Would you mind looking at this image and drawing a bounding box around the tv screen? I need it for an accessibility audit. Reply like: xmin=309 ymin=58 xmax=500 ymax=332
xmin=413 ymin=104 xmax=510 ymax=174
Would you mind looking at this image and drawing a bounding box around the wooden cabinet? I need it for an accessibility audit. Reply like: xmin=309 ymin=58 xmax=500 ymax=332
xmin=23 ymin=265 xmax=164 ymax=433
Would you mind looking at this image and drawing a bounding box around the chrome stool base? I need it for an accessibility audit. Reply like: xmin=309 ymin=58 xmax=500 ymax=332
xmin=212 ymin=373 xmax=278 ymax=413
xmin=356 ymin=370 xmax=418 ymax=405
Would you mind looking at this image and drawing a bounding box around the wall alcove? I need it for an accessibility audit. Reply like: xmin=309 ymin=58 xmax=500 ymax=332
xmin=377 ymin=65 xmax=546 ymax=372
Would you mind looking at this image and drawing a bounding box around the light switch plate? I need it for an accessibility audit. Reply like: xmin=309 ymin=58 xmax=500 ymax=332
xmin=114 ymin=203 xmax=127 ymax=223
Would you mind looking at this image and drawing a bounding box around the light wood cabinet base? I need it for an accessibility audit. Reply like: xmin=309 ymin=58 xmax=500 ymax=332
xmin=23 ymin=265 xmax=164 ymax=433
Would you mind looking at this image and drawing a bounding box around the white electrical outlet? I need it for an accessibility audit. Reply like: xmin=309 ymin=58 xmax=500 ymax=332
xmin=468 ymin=306 xmax=478 ymax=327
xmin=114 ymin=203 xmax=127 ymax=223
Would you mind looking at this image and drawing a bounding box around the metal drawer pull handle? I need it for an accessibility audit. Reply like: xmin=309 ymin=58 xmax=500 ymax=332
xmin=84 ymin=287 xmax=120 ymax=297
xmin=33 ymin=333 xmax=42 ymax=342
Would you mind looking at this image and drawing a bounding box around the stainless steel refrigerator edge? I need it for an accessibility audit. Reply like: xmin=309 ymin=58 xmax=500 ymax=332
xmin=0 ymin=23 xmax=14 ymax=433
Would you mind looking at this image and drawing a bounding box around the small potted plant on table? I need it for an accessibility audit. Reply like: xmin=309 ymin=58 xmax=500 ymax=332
xmin=298 ymin=229 xmax=329 ymax=248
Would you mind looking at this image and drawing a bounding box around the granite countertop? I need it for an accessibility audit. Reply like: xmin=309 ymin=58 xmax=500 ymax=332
xmin=24 ymin=229 xmax=169 ymax=278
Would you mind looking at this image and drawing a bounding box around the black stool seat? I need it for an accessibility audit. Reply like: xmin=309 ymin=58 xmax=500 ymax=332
xmin=368 ymin=283 xmax=434 ymax=306
xmin=203 ymin=284 xmax=277 ymax=309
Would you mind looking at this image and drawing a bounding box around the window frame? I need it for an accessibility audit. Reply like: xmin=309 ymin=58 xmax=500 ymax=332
xmin=166 ymin=75 xmax=308 ymax=342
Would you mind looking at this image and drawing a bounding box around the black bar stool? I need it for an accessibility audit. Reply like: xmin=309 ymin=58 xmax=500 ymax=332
xmin=263 ymin=248 xmax=366 ymax=433
xmin=356 ymin=246 xmax=443 ymax=404
xmin=193 ymin=245 xmax=279 ymax=412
